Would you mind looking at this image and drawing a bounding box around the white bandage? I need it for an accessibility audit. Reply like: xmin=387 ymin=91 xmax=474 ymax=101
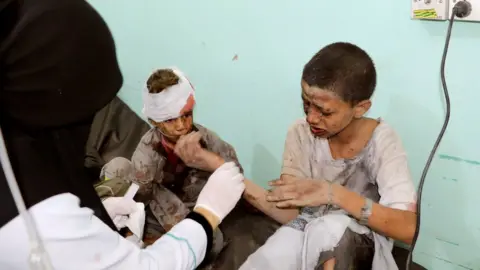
xmin=142 ymin=67 xmax=195 ymax=122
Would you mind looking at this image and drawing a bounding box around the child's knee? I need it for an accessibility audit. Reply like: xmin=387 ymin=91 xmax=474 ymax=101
xmin=101 ymin=157 xmax=133 ymax=180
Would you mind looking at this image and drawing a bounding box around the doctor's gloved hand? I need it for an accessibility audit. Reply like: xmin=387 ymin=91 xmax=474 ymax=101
xmin=102 ymin=197 xmax=137 ymax=229
xmin=194 ymin=162 xmax=245 ymax=229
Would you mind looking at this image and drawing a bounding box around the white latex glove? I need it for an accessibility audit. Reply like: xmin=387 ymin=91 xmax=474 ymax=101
xmin=102 ymin=197 xmax=137 ymax=229
xmin=125 ymin=202 xmax=146 ymax=239
xmin=194 ymin=162 xmax=245 ymax=223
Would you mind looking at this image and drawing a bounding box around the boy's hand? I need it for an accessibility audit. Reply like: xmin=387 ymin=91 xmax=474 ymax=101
xmin=266 ymin=176 xmax=332 ymax=208
xmin=174 ymin=132 xmax=225 ymax=172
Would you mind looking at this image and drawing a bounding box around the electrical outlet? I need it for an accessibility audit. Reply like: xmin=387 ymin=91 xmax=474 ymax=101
xmin=449 ymin=0 xmax=480 ymax=21
xmin=412 ymin=0 xmax=449 ymax=20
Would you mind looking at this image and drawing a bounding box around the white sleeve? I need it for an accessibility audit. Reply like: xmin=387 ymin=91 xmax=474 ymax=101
xmin=144 ymin=219 xmax=207 ymax=269
xmin=375 ymin=126 xmax=417 ymax=212
xmin=0 ymin=193 xmax=207 ymax=270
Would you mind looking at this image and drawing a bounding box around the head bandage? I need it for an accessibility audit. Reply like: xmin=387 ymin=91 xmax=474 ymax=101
xmin=142 ymin=67 xmax=195 ymax=123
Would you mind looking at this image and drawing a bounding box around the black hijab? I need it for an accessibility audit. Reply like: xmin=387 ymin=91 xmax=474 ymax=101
xmin=0 ymin=0 xmax=122 ymax=229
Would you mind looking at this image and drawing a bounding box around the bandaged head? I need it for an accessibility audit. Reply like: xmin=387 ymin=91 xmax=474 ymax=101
xmin=142 ymin=67 xmax=196 ymax=123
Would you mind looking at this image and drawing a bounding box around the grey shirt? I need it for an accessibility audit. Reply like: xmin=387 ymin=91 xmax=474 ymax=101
xmin=282 ymin=119 xmax=416 ymax=269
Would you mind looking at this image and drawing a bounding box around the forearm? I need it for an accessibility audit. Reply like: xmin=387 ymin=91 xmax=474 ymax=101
xmin=209 ymin=138 xmax=243 ymax=171
xmin=204 ymin=154 xmax=225 ymax=172
xmin=243 ymin=179 xmax=298 ymax=224
xmin=332 ymin=184 xmax=416 ymax=244
xmin=205 ymin=147 xmax=241 ymax=173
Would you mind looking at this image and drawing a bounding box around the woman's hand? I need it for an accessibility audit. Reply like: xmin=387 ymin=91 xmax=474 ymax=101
xmin=174 ymin=132 xmax=225 ymax=172
xmin=266 ymin=175 xmax=332 ymax=208
xmin=102 ymin=197 xmax=142 ymax=230
xmin=194 ymin=162 xmax=245 ymax=229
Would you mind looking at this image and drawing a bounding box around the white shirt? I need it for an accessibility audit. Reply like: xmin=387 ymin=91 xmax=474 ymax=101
xmin=0 ymin=193 xmax=207 ymax=270
xmin=282 ymin=119 xmax=416 ymax=211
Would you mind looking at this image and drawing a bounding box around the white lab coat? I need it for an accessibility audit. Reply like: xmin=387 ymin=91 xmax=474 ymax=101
xmin=0 ymin=193 xmax=207 ymax=270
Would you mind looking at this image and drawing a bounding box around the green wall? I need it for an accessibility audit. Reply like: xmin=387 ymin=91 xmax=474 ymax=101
xmin=90 ymin=1 xmax=480 ymax=268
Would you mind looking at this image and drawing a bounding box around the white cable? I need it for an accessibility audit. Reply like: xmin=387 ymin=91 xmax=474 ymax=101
xmin=0 ymin=127 xmax=53 ymax=270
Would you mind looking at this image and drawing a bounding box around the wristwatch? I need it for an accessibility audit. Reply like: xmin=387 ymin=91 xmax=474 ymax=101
xmin=359 ymin=198 xmax=373 ymax=225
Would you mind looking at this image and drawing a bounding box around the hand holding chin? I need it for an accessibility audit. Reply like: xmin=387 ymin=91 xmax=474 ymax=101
xmin=174 ymin=132 xmax=225 ymax=172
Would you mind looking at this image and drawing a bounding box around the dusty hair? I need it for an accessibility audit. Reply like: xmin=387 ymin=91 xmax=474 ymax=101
xmin=146 ymin=69 xmax=179 ymax=93
xmin=302 ymin=42 xmax=376 ymax=104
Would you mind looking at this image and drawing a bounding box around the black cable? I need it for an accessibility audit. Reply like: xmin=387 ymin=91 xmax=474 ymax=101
xmin=406 ymin=2 xmax=471 ymax=269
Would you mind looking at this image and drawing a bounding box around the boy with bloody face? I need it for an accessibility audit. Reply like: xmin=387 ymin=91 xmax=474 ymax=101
xmin=101 ymin=68 xmax=240 ymax=262
xmin=238 ymin=43 xmax=417 ymax=270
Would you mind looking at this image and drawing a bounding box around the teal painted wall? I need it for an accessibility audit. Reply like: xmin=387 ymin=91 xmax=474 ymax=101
xmin=89 ymin=1 xmax=480 ymax=269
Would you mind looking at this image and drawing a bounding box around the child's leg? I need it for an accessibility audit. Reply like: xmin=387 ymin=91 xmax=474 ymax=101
xmin=239 ymin=226 xmax=304 ymax=270
xmin=143 ymin=207 xmax=165 ymax=246
xmin=315 ymin=228 xmax=374 ymax=270
xmin=95 ymin=157 xmax=134 ymax=199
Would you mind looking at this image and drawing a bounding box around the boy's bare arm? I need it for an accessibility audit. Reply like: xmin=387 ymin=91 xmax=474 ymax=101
xmin=332 ymin=185 xmax=416 ymax=245
xmin=243 ymin=178 xmax=298 ymax=224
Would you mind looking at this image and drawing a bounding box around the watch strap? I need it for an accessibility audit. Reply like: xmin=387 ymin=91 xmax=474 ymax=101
xmin=359 ymin=198 xmax=373 ymax=225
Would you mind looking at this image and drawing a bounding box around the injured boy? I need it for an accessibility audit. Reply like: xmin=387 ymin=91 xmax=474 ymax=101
xmin=98 ymin=67 xmax=241 ymax=263
xmin=239 ymin=42 xmax=417 ymax=270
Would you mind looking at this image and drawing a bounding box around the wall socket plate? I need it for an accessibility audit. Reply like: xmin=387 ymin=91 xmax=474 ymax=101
xmin=412 ymin=0 xmax=449 ymax=20
xmin=449 ymin=0 xmax=480 ymax=21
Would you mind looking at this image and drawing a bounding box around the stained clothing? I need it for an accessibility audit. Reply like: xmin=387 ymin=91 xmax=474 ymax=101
xmin=133 ymin=125 xmax=240 ymax=232
xmin=101 ymin=124 xmax=241 ymax=260
xmin=0 ymin=193 xmax=210 ymax=270
xmin=315 ymin=228 xmax=373 ymax=270
xmin=241 ymin=119 xmax=416 ymax=270
xmin=90 ymin=98 xmax=280 ymax=269
xmin=95 ymin=157 xmax=134 ymax=200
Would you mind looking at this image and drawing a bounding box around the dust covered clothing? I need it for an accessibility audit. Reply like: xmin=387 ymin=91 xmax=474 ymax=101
xmin=240 ymin=119 xmax=416 ymax=270
xmin=95 ymin=157 xmax=133 ymax=200
xmin=101 ymin=124 xmax=241 ymax=262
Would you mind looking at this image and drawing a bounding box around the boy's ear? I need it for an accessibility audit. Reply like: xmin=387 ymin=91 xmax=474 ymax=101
xmin=353 ymin=100 xmax=371 ymax=118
